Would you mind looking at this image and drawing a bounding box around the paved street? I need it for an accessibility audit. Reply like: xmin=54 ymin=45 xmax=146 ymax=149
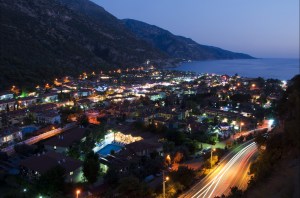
xmin=180 ymin=141 xmax=258 ymax=198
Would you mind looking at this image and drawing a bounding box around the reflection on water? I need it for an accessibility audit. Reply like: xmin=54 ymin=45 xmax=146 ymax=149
xmin=175 ymin=58 xmax=299 ymax=80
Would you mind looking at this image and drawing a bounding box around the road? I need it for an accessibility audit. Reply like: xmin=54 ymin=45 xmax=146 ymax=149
xmin=180 ymin=141 xmax=258 ymax=198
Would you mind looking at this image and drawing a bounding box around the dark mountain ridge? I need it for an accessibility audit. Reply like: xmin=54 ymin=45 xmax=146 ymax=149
xmin=122 ymin=19 xmax=253 ymax=60
xmin=0 ymin=0 xmax=253 ymax=90
xmin=0 ymin=0 xmax=165 ymax=89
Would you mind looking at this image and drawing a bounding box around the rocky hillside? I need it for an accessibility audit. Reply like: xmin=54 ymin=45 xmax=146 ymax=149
xmin=0 ymin=0 xmax=165 ymax=89
xmin=0 ymin=0 xmax=253 ymax=90
xmin=123 ymin=19 xmax=253 ymax=60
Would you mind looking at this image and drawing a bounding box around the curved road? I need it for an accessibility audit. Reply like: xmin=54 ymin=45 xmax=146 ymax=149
xmin=180 ymin=141 xmax=258 ymax=198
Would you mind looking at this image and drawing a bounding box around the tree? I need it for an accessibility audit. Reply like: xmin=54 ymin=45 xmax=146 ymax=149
xmin=166 ymin=130 xmax=186 ymax=146
xmin=78 ymin=114 xmax=89 ymax=127
xmin=14 ymin=144 xmax=35 ymax=156
xmin=23 ymin=113 xmax=35 ymax=125
xmin=104 ymin=166 xmax=119 ymax=185
xmin=6 ymin=104 xmax=9 ymax=112
xmin=115 ymin=176 xmax=151 ymax=197
xmin=150 ymin=151 xmax=159 ymax=159
xmin=0 ymin=151 xmax=8 ymax=161
xmin=163 ymin=141 xmax=175 ymax=153
xmin=144 ymin=157 xmax=163 ymax=176
xmin=80 ymin=136 xmax=95 ymax=155
xmin=173 ymin=152 xmax=184 ymax=164
xmin=254 ymin=133 xmax=266 ymax=146
xmin=67 ymin=144 xmax=80 ymax=159
xmin=230 ymin=94 xmax=251 ymax=103
xmin=83 ymin=152 xmax=100 ymax=184
xmin=170 ymin=166 xmax=196 ymax=189
xmin=245 ymin=133 xmax=254 ymax=141
xmin=227 ymin=186 xmax=243 ymax=198
xmin=184 ymin=139 xmax=199 ymax=155
xmin=236 ymin=135 xmax=244 ymax=144
xmin=37 ymin=165 xmax=66 ymax=196
xmin=87 ymin=124 xmax=106 ymax=142
xmin=163 ymin=181 xmax=184 ymax=198
xmin=209 ymin=134 xmax=218 ymax=145
xmin=58 ymin=92 xmax=71 ymax=102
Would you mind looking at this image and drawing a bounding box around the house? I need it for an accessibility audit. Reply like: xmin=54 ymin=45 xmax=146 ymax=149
xmin=125 ymin=140 xmax=163 ymax=157
xmin=140 ymin=112 xmax=155 ymax=125
xmin=85 ymin=110 xmax=100 ymax=125
xmin=149 ymin=92 xmax=166 ymax=101
xmin=20 ymin=151 xmax=82 ymax=182
xmin=44 ymin=127 xmax=86 ymax=153
xmin=0 ymin=91 xmax=14 ymax=101
xmin=0 ymin=127 xmax=22 ymax=146
xmin=18 ymin=96 xmax=39 ymax=108
xmin=0 ymin=99 xmax=16 ymax=112
xmin=41 ymin=93 xmax=58 ymax=103
xmin=29 ymin=103 xmax=57 ymax=113
xmin=6 ymin=109 xmax=27 ymax=125
xmin=152 ymin=117 xmax=169 ymax=127
xmin=76 ymin=89 xmax=93 ymax=98
xmin=77 ymin=98 xmax=93 ymax=110
xmin=36 ymin=110 xmax=61 ymax=124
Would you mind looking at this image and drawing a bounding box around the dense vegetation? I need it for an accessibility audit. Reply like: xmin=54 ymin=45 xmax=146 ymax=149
xmin=213 ymin=75 xmax=300 ymax=198
xmin=249 ymin=75 xmax=299 ymax=183
xmin=217 ymin=75 xmax=300 ymax=198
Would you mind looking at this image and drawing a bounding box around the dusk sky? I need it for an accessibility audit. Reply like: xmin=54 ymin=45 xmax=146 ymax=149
xmin=92 ymin=0 xmax=299 ymax=59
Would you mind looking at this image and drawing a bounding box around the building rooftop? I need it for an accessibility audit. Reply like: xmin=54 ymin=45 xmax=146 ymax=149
xmin=43 ymin=127 xmax=86 ymax=148
xmin=20 ymin=151 xmax=82 ymax=174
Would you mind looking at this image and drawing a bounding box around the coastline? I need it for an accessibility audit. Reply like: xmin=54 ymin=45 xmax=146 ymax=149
xmin=168 ymin=58 xmax=299 ymax=80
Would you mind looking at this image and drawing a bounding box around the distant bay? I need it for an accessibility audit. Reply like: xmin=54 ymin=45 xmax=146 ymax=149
xmin=174 ymin=58 xmax=299 ymax=80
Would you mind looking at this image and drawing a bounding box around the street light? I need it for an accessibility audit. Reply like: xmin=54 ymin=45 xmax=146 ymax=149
xmin=240 ymin=122 xmax=244 ymax=133
xmin=166 ymin=154 xmax=171 ymax=167
xmin=76 ymin=189 xmax=81 ymax=198
xmin=163 ymin=171 xmax=169 ymax=198
xmin=210 ymin=148 xmax=216 ymax=169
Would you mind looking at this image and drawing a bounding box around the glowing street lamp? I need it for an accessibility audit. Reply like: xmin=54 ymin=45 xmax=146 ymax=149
xmin=11 ymin=85 xmax=15 ymax=91
xmin=166 ymin=154 xmax=171 ymax=165
xmin=76 ymin=189 xmax=81 ymax=198
xmin=240 ymin=122 xmax=244 ymax=133
xmin=210 ymin=148 xmax=216 ymax=169
xmin=162 ymin=171 xmax=169 ymax=198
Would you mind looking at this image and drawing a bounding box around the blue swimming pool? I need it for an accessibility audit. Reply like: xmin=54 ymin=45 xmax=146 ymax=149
xmin=97 ymin=144 xmax=123 ymax=157
xmin=22 ymin=126 xmax=37 ymax=135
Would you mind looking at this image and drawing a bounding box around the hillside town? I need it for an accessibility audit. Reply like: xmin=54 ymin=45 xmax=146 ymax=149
xmin=0 ymin=66 xmax=284 ymax=197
